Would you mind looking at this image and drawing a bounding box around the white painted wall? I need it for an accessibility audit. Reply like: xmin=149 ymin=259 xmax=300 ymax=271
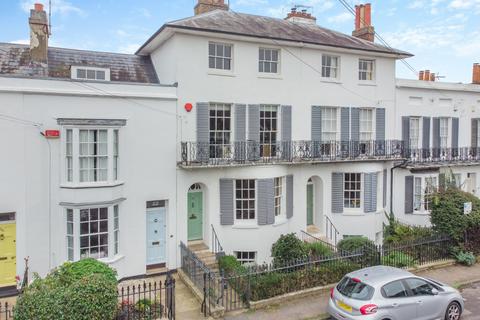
xmin=151 ymin=30 xmax=399 ymax=263
xmin=0 ymin=77 xmax=177 ymax=280
xmin=393 ymin=79 xmax=480 ymax=226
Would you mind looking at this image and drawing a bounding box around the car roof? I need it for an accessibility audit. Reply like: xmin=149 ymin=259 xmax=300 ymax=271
xmin=346 ymin=266 xmax=414 ymax=287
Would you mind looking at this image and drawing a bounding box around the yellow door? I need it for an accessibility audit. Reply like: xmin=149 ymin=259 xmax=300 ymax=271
xmin=0 ymin=223 xmax=16 ymax=287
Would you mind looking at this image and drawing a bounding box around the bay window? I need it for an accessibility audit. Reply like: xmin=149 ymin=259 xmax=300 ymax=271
xmin=65 ymin=204 xmax=120 ymax=261
xmin=64 ymin=127 xmax=120 ymax=184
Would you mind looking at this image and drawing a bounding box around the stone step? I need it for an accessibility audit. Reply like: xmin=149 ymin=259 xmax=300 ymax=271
xmin=188 ymin=241 xmax=209 ymax=252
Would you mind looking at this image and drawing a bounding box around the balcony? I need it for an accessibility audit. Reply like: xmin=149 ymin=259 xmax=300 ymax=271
xmin=179 ymin=140 xmax=404 ymax=168
xmin=405 ymin=147 xmax=480 ymax=167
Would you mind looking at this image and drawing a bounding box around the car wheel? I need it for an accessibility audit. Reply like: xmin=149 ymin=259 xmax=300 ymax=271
xmin=445 ymin=301 xmax=462 ymax=320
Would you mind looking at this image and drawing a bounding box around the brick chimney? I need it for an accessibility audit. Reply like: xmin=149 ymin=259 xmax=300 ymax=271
xmin=29 ymin=3 xmax=49 ymax=65
xmin=194 ymin=0 xmax=228 ymax=15
xmin=418 ymin=70 xmax=436 ymax=81
xmin=285 ymin=7 xmax=317 ymax=25
xmin=352 ymin=3 xmax=375 ymax=42
xmin=473 ymin=63 xmax=480 ymax=84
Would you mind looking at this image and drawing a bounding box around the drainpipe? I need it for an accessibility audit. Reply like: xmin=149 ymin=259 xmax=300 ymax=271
xmin=390 ymin=159 xmax=408 ymax=215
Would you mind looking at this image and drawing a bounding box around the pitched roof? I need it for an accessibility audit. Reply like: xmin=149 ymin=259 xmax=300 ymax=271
xmin=137 ymin=10 xmax=412 ymax=58
xmin=0 ymin=43 xmax=159 ymax=84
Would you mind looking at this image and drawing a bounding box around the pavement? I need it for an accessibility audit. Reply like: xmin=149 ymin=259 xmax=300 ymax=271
xmin=224 ymin=263 xmax=480 ymax=320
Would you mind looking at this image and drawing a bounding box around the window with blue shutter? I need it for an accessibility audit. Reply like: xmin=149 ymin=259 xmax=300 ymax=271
xmin=286 ymin=175 xmax=293 ymax=219
xmin=281 ymin=105 xmax=292 ymax=160
xmin=257 ymin=178 xmax=274 ymax=225
xmin=220 ymin=179 xmax=234 ymax=225
xmin=364 ymin=173 xmax=377 ymax=213
xmin=423 ymin=117 xmax=431 ymax=159
xmin=340 ymin=107 xmax=350 ymax=157
xmin=332 ymin=173 xmax=344 ymax=213
xmin=196 ymin=102 xmax=210 ymax=162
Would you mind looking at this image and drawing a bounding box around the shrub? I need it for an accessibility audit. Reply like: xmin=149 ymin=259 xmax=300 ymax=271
xmin=54 ymin=258 xmax=117 ymax=285
xmin=383 ymin=218 xmax=436 ymax=245
xmin=271 ymin=233 xmax=308 ymax=266
xmin=381 ymin=251 xmax=416 ymax=268
xmin=218 ymin=255 xmax=246 ymax=275
xmin=15 ymin=260 xmax=118 ymax=320
xmin=455 ymin=251 xmax=476 ymax=266
xmin=304 ymin=242 xmax=333 ymax=258
xmin=430 ymin=188 xmax=480 ymax=241
xmin=337 ymin=236 xmax=375 ymax=252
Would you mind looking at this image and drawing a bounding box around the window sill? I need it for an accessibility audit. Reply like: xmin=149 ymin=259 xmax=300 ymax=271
xmin=232 ymin=224 xmax=259 ymax=229
xmin=257 ymin=73 xmax=283 ymax=80
xmin=99 ymin=254 xmax=125 ymax=265
xmin=358 ymin=81 xmax=377 ymax=86
xmin=320 ymin=78 xmax=342 ymax=84
xmin=273 ymin=217 xmax=288 ymax=226
xmin=342 ymin=211 xmax=365 ymax=216
xmin=208 ymin=70 xmax=236 ymax=77
xmin=413 ymin=210 xmax=431 ymax=215
xmin=60 ymin=181 xmax=125 ymax=189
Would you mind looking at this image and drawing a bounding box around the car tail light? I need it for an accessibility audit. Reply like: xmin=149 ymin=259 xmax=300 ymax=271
xmin=360 ymin=304 xmax=378 ymax=315
xmin=330 ymin=288 xmax=334 ymax=299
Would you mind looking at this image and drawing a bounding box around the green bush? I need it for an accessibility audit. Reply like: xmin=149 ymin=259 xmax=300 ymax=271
xmin=383 ymin=217 xmax=436 ymax=245
xmin=218 ymin=255 xmax=246 ymax=275
xmin=337 ymin=236 xmax=375 ymax=252
xmin=381 ymin=251 xmax=416 ymax=268
xmin=455 ymin=251 xmax=477 ymax=266
xmin=304 ymin=242 xmax=333 ymax=258
xmin=271 ymin=233 xmax=308 ymax=266
xmin=54 ymin=258 xmax=117 ymax=285
xmin=430 ymin=188 xmax=480 ymax=241
xmin=15 ymin=260 xmax=118 ymax=320
xmin=249 ymin=260 xmax=360 ymax=301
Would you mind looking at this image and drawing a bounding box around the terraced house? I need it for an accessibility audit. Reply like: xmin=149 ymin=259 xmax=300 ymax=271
xmin=0 ymin=0 xmax=479 ymax=293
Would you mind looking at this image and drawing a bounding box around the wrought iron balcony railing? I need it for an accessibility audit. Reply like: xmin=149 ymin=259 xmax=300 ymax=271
xmin=179 ymin=140 xmax=404 ymax=167
xmin=405 ymin=147 xmax=480 ymax=165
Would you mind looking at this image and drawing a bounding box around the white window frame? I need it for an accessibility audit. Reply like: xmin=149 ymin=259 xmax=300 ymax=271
xmin=344 ymin=173 xmax=362 ymax=211
xmin=209 ymin=103 xmax=232 ymax=159
xmin=234 ymin=251 xmax=256 ymax=265
xmin=321 ymin=107 xmax=339 ymax=142
xmin=63 ymin=127 xmax=120 ymax=186
xmin=274 ymin=177 xmax=286 ymax=220
xmin=65 ymin=204 xmax=120 ymax=262
xmin=359 ymin=109 xmax=374 ymax=141
xmin=321 ymin=54 xmax=340 ymax=80
xmin=71 ymin=66 xmax=111 ymax=81
xmin=260 ymin=105 xmax=279 ymax=158
xmin=413 ymin=175 xmax=438 ymax=213
xmin=409 ymin=117 xmax=421 ymax=150
xmin=235 ymin=179 xmax=256 ymax=222
xmin=439 ymin=117 xmax=449 ymax=149
xmin=208 ymin=42 xmax=233 ymax=71
xmin=358 ymin=59 xmax=375 ymax=82
xmin=259 ymin=47 xmax=280 ymax=74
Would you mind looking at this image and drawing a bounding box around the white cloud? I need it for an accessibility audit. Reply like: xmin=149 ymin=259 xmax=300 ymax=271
xmin=327 ymin=12 xmax=351 ymax=24
xmin=10 ymin=39 xmax=30 ymax=45
xmin=21 ymin=0 xmax=84 ymax=16
xmin=449 ymin=0 xmax=480 ymax=9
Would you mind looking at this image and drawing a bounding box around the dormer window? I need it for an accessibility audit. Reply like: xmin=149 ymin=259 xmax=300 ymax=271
xmin=71 ymin=66 xmax=111 ymax=81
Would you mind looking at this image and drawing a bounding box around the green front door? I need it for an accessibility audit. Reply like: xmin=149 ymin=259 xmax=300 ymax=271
xmin=188 ymin=191 xmax=203 ymax=241
xmin=307 ymin=184 xmax=314 ymax=225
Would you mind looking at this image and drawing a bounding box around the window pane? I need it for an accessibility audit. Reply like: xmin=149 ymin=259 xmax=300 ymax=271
xmin=383 ymin=281 xmax=408 ymax=298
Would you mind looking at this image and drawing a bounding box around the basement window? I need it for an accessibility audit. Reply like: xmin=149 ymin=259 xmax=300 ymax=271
xmin=71 ymin=66 xmax=111 ymax=81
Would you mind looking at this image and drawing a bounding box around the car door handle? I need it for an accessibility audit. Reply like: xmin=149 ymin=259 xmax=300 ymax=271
xmin=417 ymin=300 xmax=423 ymax=304
xmin=391 ymin=303 xmax=399 ymax=308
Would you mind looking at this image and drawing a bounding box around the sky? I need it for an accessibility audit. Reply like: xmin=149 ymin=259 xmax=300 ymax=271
xmin=0 ymin=0 xmax=479 ymax=83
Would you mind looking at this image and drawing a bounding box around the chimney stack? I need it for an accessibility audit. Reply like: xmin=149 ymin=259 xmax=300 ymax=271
xmin=285 ymin=6 xmax=317 ymax=25
xmin=418 ymin=70 xmax=436 ymax=81
xmin=473 ymin=63 xmax=480 ymax=84
xmin=29 ymin=3 xmax=49 ymax=65
xmin=194 ymin=0 xmax=228 ymax=15
xmin=352 ymin=3 xmax=375 ymax=42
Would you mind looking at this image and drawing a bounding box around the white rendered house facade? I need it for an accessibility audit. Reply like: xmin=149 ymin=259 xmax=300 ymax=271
xmin=138 ymin=9 xmax=411 ymax=265
xmin=393 ymin=78 xmax=480 ymax=226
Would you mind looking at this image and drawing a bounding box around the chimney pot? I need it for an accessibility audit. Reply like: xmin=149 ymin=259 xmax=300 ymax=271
xmin=352 ymin=3 xmax=375 ymax=42
xmin=419 ymin=70 xmax=425 ymax=80
xmin=34 ymin=3 xmax=44 ymax=11
xmin=473 ymin=63 xmax=480 ymax=84
xmin=194 ymin=0 xmax=228 ymax=15
xmin=285 ymin=6 xmax=317 ymax=24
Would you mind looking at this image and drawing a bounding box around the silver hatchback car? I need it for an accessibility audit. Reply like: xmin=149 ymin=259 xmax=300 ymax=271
xmin=328 ymin=266 xmax=464 ymax=320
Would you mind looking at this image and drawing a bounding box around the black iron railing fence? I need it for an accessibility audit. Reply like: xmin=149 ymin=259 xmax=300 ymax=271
xmin=117 ymin=275 xmax=175 ymax=320
xmin=180 ymin=141 xmax=480 ymax=167
xmin=180 ymin=235 xmax=456 ymax=315
xmin=406 ymin=147 xmax=480 ymax=164
xmin=180 ymin=140 xmax=404 ymax=167
xmin=211 ymin=224 xmax=225 ymax=259
xmin=1 ymin=277 xmax=176 ymax=320
xmin=325 ymin=216 xmax=340 ymax=246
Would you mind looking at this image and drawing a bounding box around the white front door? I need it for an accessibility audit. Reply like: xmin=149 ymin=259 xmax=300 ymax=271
xmin=146 ymin=205 xmax=166 ymax=266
